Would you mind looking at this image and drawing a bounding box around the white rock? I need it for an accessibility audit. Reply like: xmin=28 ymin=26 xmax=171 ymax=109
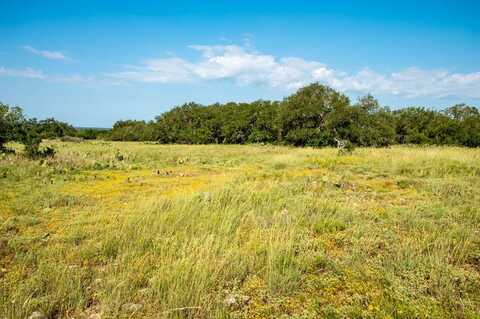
xmin=122 ymin=303 xmax=143 ymax=312
xmin=224 ymin=294 xmax=237 ymax=307
xmin=28 ymin=311 xmax=46 ymax=319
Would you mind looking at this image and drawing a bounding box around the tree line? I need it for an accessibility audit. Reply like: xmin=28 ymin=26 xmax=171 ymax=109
xmin=107 ymin=83 xmax=479 ymax=147
xmin=1 ymin=83 xmax=479 ymax=157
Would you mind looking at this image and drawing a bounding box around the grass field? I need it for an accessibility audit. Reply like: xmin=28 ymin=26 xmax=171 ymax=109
xmin=1 ymin=141 xmax=479 ymax=318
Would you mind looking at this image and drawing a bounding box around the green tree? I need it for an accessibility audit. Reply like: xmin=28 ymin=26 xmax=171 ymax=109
xmin=0 ymin=103 xmax=25 ymax=152
xmin=278 ymin=83 xmax=350 ymax=146
xmin=38 ymin=118 xmax=76 ymax=139
xmin=444 ymin=104 xmax=480 ymax=146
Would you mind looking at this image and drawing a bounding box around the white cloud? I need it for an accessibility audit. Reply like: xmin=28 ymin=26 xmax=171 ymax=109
xmin=107 ymin=57 xmax=193 ymax=83
xmin=50 ymin=74 xmax=94 ymax=83
xmin=0 ymin=66 xmax=45 ymax=79
xmin=4 ymin=44 xmax=480 ymax=99
xmin=22 ymin=45 xmax=73 ymax=62
xmin=106 ymin=44 xmax=480 ymax=99
xmin=0 ymin=66 xmax=95 ymax=84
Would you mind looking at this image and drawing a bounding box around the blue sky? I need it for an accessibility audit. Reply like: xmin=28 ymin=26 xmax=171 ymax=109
xmin=0 ymin=0 xmax=479 ymax=127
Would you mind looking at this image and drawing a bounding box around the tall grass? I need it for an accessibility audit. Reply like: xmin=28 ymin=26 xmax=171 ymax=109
xmin=1 ymin=142 xmax=479 ymax=318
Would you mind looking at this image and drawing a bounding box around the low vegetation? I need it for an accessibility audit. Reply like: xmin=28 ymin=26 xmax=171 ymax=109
xmin=1 ymin=141 xmax=479 ymax=318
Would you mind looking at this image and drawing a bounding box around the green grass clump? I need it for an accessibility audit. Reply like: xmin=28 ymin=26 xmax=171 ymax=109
xmin=0 ymin=142 xmax=479 ymax=318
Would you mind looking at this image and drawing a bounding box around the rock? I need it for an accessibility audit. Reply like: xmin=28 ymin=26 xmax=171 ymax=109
xmin=224 ymin=294 xmax=237 ymax=307
xmin=28 ymin=311 xmax=46 ymax=319
xmin=122 ymin=303 xmax=142 ymax=312
xmin=224 ymin=293 xmax=250 ymax=308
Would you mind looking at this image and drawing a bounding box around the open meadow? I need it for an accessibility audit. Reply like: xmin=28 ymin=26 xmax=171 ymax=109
xmin=1 ymin=141 xmax=479 ymax=318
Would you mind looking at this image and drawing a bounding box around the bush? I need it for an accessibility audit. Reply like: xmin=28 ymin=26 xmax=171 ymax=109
xmin=0 ymin=145 xmax=15 ymax=155
xmin=1 ymin=103 xmax=24 ymax=151
xmin=335 ymin=138 xmax=355 ymax=155
xmin=115 ymin=151 xmax=124 ymax=161
xmin=24 ymin=140 xmax=56 ymax=159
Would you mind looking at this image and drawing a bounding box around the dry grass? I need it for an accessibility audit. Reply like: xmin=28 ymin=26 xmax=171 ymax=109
xmin=1 ymin=141 xmax=479 ymax=318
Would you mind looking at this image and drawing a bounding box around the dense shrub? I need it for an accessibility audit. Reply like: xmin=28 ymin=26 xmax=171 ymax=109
xmin=150 ymin=101 xmax=281 ymax=145
xmin=0 ymin=104 xmax=57 ymax=158
xmin=0 ymin=103 xmax=24 ymax=152
xmin=127 ymin=83 xmax=477 ymax=147
xmin=278 ymin=83 xmax=350 ymax=146
xmin=109 ymin=120 xmax=154 ymax=141
xmin=24 ymin=142 xmax=56 ymax=159
xmin=37 ymin=118 xmax=76 ymax=139
xmin=76 ymin=128 xmax=110 ymax=140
